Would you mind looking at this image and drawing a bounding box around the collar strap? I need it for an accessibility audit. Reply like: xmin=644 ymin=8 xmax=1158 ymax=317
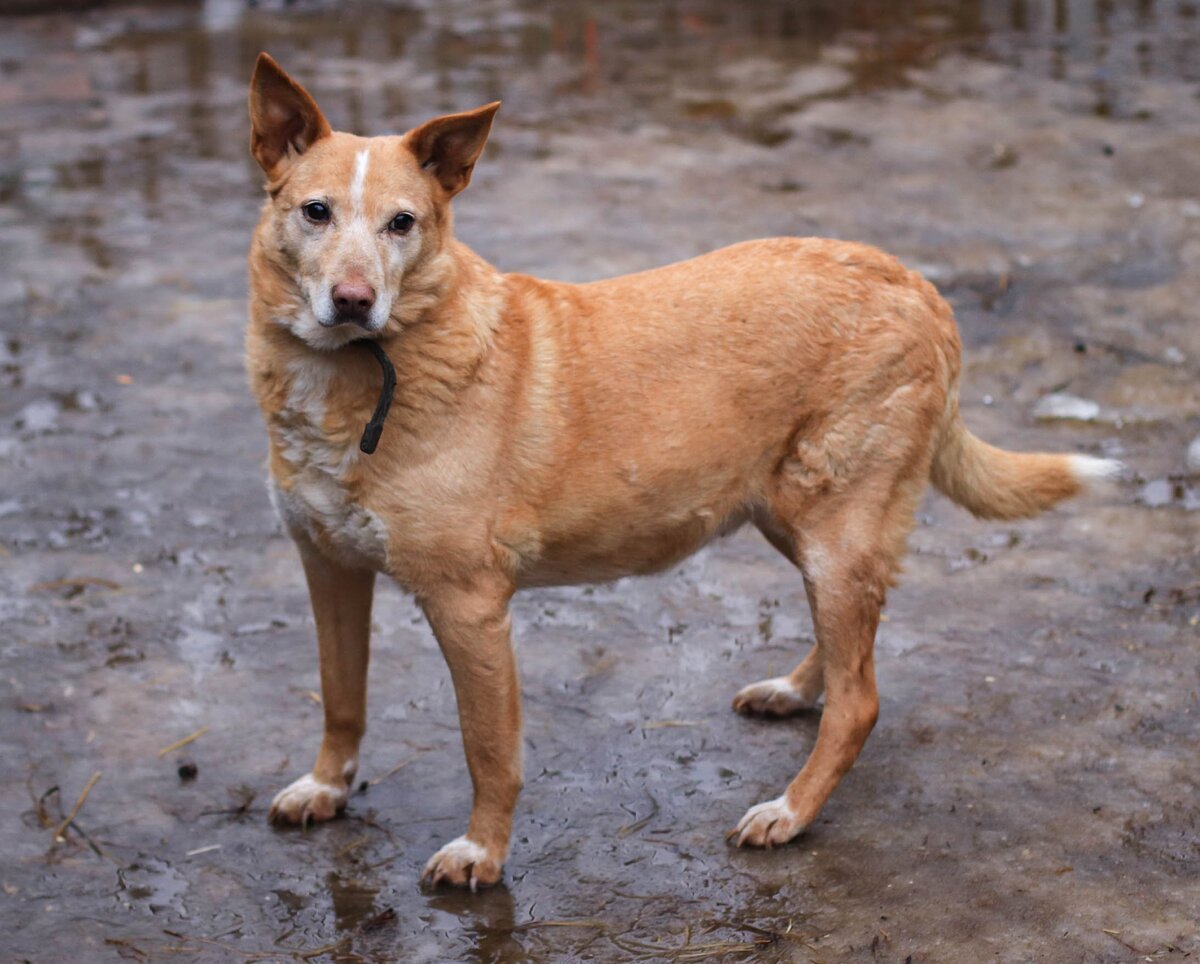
xmin=358 ymin=339 xmax=395 ymax=455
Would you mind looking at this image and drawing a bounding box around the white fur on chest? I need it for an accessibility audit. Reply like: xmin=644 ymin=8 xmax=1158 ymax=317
xmin=267 ymin=354 xmax=389 ymax=569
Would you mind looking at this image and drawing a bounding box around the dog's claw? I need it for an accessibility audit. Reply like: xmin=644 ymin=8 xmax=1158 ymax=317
xmin=422 ymin=836 xmax=501 ymax=891
xmin=268 ymin=773 xmax=348 ymax=828
xmin=732 ymin=796 xmax=805 ymax=848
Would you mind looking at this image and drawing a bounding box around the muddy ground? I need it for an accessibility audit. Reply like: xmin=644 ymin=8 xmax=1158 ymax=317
xmin=1 ymin=1 xmax=1198 ymax=961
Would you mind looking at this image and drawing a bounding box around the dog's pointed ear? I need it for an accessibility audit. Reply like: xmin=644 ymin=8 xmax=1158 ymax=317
xmin=248 ymin=53 xmax=332 ymax=177
xmin=405 ymin=102 xmax=500 ymax=198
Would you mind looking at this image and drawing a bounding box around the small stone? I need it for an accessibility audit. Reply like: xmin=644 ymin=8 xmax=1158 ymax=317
xmin=1186 ymin=435 xmax=1200 ymax=474
xmin=233 ymin=621 xmax=273 ymax=636
xmin=178 ymin=761 xmax=198 ymax=781
xmin=1033 ymin=393 xmax=1100 ymax=422
xmin=988 ymin=142 xmax=1019 ymax=169
xmin=1138 ymin=479 xmax=1174 ymax=508
xmin=15 ymin=399 xmax=60 ymax=433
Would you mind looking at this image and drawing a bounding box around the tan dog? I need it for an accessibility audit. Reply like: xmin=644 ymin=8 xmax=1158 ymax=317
xmin=245 ymin=53 xmax=1120 ymax=890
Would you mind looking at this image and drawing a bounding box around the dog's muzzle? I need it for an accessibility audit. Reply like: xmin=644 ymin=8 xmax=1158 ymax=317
xmin=326 ymin=282 xmax=376 ymax=327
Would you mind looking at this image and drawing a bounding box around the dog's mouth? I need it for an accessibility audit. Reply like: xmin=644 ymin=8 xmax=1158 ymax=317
xmin=321 ymin=312 xmax=374 ymax=330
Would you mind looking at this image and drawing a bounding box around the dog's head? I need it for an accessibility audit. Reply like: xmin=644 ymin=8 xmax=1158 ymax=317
xmin=248 ymin=53 xmax=498 ymax=349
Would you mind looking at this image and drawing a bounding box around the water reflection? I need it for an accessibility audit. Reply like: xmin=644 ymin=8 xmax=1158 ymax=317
xmin=2 ymin=0 xmax=1196 ymax=282
xmin=424 ymin=882 xmax=530 ymax=963
xmin=326 ymin=869 xmax=381 ymax=932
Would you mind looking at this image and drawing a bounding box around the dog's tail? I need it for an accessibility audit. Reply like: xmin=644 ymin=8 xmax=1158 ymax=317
xmin=930 ymin=410 xmax=1121 ymax=520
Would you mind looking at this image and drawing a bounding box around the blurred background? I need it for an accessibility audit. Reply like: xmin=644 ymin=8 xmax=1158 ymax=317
xmin=1 ymin=2 xmax=1197 ymax=961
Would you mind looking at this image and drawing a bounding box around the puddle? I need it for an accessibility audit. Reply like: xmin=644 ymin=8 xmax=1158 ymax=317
xmin=117 ymin=858 xmax=189 ymax=916
xmin=326 ymin=870 xmax=382 ymax=932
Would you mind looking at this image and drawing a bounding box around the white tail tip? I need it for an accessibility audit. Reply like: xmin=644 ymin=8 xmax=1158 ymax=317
xmin=1068 ymin=455 xmax=1124 ymax=489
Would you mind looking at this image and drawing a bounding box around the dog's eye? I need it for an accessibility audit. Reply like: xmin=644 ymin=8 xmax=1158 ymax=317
xmin=301 ymin=201 xmax=330 ymax=223
xmin=388 ymin=212 xmax=415 ymax=234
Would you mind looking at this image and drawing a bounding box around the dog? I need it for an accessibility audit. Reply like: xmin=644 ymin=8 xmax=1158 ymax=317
xmin=244 ymin=53 xmax=1120 ymax=890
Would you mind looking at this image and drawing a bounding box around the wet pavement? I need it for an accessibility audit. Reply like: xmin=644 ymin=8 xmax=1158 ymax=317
xmin=1 ymin=1 xmax=1198 ymax=961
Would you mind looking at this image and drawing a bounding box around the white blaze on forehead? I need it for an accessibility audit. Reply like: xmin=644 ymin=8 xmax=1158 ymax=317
xmin=350 ymin=148 xmax=370 ymax=213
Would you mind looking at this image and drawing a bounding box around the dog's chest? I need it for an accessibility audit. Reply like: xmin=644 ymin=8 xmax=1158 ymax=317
xmin=267 ymin=356 xmax=389 ymax=569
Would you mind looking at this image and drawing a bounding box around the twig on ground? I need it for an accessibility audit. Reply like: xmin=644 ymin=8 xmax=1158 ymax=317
xmin=157 ymin=726 xmax=210 ymax=758
xmin=31 ymin=783 xmax=59 ymax=828
xmin=617 ymin=795 xmax=659 ymax=839
xmin=335 ymin=835 xmax=369 ymax=858
xmin=54 ymin=771 xmax=101 ymax=843
xmin=366 ymin=752 xmax=426 ymax=788
xmin=1102 ymin=929 xmax=1154 ymax=955
xmin=512 ymin=919 xmax=610 ymax=932
xmin=30 ymin=576 xmax=122 ymax=594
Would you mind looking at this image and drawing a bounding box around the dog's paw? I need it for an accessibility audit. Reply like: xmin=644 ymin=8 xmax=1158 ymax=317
xmin=732 ymin=676 xmax=818 ymax=717
xmin=421 ymin=836 xmax=503 ymax=892
xmin=268 ymin=774 xmax=348 ymax=827
xmin=728 ymin=795 xmax=806 ymax=848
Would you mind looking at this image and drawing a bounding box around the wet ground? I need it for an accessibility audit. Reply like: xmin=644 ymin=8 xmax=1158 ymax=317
xmin=1 ymin=0 xmax=1198 ymax=960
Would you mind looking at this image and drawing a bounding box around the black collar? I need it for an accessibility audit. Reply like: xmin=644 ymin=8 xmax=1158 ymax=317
xmin=357 ymin=339 xmax=395 ymax=455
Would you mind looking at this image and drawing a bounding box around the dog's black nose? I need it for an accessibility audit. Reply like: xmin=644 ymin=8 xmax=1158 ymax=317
xmin=332 ymin=281 xmax=376 ymax=316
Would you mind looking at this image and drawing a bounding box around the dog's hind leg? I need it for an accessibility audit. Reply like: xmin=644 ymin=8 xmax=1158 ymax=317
xmin=731 ymin=474 xmax=918 ymax=848
xmin=734 ymin=520 xmax=825 ymax=715
xmin=270 ymin=537 xmax=375 ymax=827
xmin=732 ymin=639 xmax=824 ymax=717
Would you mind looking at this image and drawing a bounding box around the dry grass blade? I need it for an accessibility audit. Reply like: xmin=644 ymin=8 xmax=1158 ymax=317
xmin=157 ymin=726 xmax=210 ymax=758
xmin=642 ymin=719 xmax=703 ymax=730
xmin=366 ymin=751 xmax=428 ymax=787
xmin=610 ymin=933 xmax=767 ymax=960
xmin=66 ymin=818 xmax=119 ymax=865
xmin=617 ymin=794 xmax=659 ymax=839
xmin=335 ymin=835 xmax=370 ymax=858
xmin=294 ymin=937 xmax=356 ymax=961
xmin=30 ymin=576 xmax=122 ymax=594
xmin=604 ymin=917 xmax=809 ymax=962
xmin=103 ymin=937 xmax=150 ymax=960
xmin=54 ymin=771 xmax=100 ymax=843
xmin=162 ymin=930 xmax=266 ymax=960
xmin=1102 ymin=929 xmax=1154 ymax=955
xmin=709 ymin=918 xmax=819 ymax=948
xmin=31 ymin=783 xmax=59 ymax=828
xmin=512 ymin=919 xmax=610 ymax=932
xmin=161 ymin=930 xmax=356 ymax=963
xmin=362 ymin=851 xmax=403 ymax=871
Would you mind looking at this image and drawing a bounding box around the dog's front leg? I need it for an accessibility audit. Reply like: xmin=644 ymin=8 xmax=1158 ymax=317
xmin=420 ymin=573 xmax=522 ymax=891
xmin=269 ymin=536 xmax=374 ymax=826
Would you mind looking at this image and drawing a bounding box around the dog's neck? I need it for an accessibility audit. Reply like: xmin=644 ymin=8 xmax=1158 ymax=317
xmin=368 ymin=241 xmax=506 ymax=412
xmin=251 ymin=240 xmax=508 ymax=442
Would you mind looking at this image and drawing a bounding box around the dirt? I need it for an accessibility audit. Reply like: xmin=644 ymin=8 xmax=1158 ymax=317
xmin=1 ymin=1 xmax=1198 ymax=961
